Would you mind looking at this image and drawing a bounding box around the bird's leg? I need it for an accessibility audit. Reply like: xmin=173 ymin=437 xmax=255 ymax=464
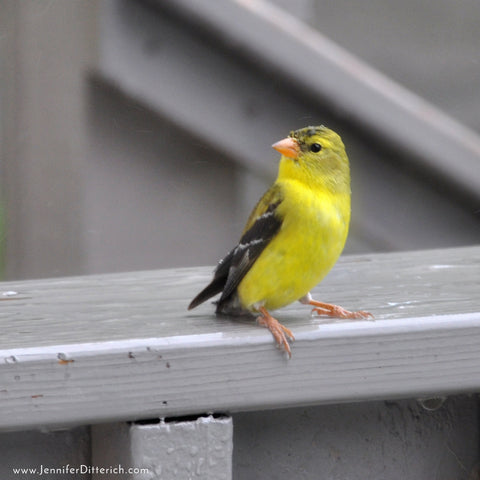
xmin=257 ymin=306 xmax=295 ymax=358
xmin=299 ymin=293 xmax=373 ymax=319
xmin=309 ymin=300 xmax=373 ymax=319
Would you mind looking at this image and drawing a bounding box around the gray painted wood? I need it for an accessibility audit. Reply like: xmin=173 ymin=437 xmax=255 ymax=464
xmin=0 ymin=427 xmax=90 ymax=478
xmin=233 ymin=397 xmax=479 ymax=480
xmin=92 ymin=416 xmax=232 ymax=480
xmin=0 ymin=1 xmax=94 ymax=279
xmin=154 ymin=0 xmax=480 ymax=203
xmin=0 ymin=246 xmax=479 ymax=431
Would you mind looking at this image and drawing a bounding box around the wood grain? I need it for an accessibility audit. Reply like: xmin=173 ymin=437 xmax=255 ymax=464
xmin=0 ymin=246 xmax=479 ymax=431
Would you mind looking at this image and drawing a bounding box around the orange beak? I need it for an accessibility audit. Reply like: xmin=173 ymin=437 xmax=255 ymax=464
xmin=272 ymin=137 xmax=300 ymax=159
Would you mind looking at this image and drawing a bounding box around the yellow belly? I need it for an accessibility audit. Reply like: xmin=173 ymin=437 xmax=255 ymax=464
xmin=237 ymin=181 xmax=350 ymax=311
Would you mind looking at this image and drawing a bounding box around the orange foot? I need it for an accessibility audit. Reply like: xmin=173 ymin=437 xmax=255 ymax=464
xmin=258 ymin=306 xmax=295 ymax=358
xmin=308 ymin=300 xmax=373 ymax=320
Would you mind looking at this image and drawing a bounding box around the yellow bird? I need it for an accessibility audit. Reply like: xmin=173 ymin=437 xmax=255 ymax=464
xmin=188 ymin=126 xmax=372 ymax=357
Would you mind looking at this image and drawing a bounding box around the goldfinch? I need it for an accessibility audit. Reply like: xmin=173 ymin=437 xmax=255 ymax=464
xmin=188 ymin=126 xmax=372 ymax=357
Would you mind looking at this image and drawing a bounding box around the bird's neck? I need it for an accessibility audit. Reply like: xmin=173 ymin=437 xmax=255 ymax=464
xmin=278 ymin=157 xmax=351 ymax=195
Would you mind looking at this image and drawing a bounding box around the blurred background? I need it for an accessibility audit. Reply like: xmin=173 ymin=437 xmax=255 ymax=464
xmin=1 ymin=0 xmax=479 ymax=281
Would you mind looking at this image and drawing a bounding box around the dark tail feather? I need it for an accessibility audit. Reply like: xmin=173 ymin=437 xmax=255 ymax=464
xmin=188 ymin=275 xmax=227 ymax=310
xmin=189 ymin=247 xmax=235 ymax=310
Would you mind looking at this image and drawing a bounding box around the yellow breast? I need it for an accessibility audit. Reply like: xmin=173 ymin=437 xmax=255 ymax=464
xmin=237 ymin=179 xmax=350 ymax=311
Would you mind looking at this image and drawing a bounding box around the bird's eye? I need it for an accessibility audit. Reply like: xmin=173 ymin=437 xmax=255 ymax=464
xmin=310 ymin=143 xmax=322 ymax=153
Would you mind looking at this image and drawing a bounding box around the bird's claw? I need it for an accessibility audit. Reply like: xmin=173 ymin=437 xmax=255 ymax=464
xmin=258 ymin=307 xmax=295 ymax=358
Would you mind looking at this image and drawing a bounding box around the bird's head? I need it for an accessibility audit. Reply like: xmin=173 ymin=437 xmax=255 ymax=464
xmin=272 ymin=126 xmax=350 ymax=193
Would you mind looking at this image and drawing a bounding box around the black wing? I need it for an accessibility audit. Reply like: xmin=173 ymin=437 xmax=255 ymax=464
xmin=188 ymin=185 xmax=283 ymax=312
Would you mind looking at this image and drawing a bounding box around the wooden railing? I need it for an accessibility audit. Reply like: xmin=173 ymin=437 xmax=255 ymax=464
xmin=1 ymin=246 xmax=479 ymax=478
